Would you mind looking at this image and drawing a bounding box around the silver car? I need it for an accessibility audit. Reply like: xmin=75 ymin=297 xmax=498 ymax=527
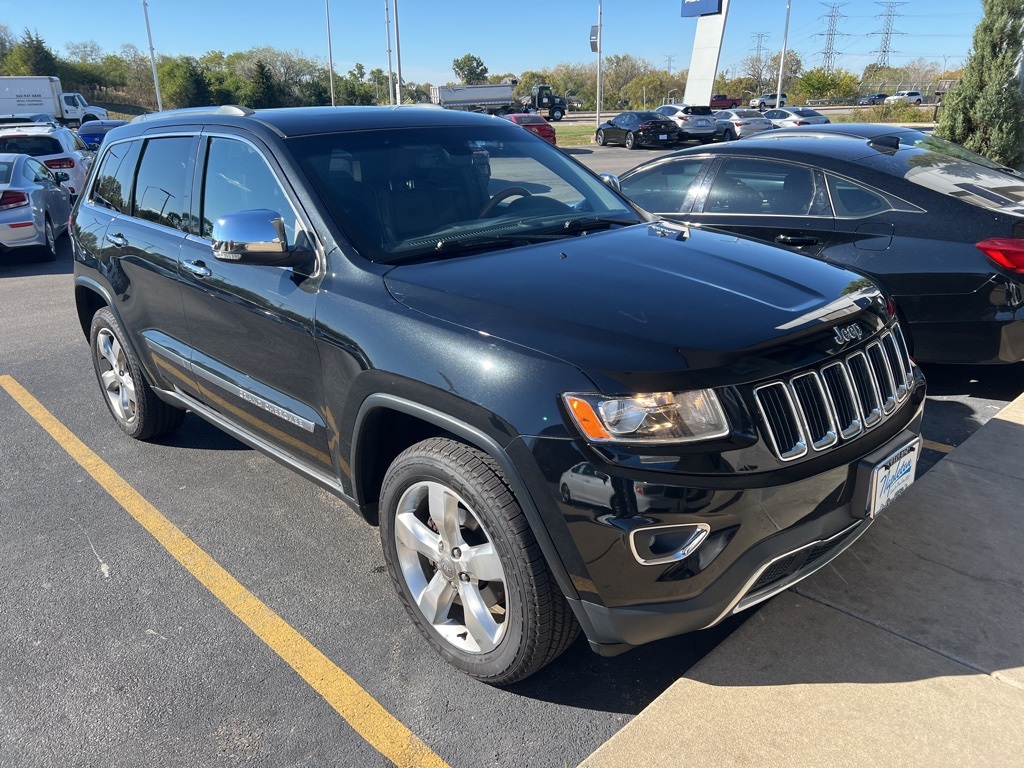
xmin=653 ymin=103 xmax=716 ymax=143
xmin=713 ymin=109 xmax=774 ymax=141
xmin=0 ymin=152 xmax=71 ymax=261
xmin=763 ymin=107 xmax=831 ymax=129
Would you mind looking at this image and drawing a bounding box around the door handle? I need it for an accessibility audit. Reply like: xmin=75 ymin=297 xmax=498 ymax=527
xmin=105 ymin=232 xmax=128 ymax=247
xmin=775 ymin=234 xmax=818 ymax=246
xmin=182 ymin=259 xmax=212 ymax=278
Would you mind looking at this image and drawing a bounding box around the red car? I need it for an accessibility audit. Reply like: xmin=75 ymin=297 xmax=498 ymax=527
xmin=501 ymin=113 xmax=557 ymax=145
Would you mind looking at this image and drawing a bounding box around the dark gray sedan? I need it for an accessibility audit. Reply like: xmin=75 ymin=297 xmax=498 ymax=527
xmin=0 ymin=152 xmax=71 ymax=261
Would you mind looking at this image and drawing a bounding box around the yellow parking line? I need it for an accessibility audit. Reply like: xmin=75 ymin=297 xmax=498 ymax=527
xmin=0 ymin=375 xmax=450 ymax=768
xmin=922 ymin=438 xmax=955 ymax=454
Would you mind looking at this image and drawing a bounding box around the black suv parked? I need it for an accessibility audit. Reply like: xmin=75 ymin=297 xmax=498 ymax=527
xmin=71 ymin=106 xmax=925 ymax=684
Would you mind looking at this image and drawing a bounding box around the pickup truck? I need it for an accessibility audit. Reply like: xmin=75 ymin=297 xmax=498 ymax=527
xmin=709 ymin=94 xmax=741 ymax=109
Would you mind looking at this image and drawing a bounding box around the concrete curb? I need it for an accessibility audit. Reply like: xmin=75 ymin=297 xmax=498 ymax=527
xmin=581 ymin=392 xmax=1024 ymax=768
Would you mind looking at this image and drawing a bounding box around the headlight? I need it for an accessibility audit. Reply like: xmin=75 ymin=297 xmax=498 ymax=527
xmin=562 ymin=390 xmax=730 ymax=444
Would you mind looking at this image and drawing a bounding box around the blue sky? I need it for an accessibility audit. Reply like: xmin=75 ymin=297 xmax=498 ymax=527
xmin=1 ymin=0 xmax=981 ymax=84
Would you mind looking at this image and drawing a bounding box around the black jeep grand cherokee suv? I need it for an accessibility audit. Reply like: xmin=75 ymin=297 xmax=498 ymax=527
xmin=71 ymin=106 xmax=924 ymax=684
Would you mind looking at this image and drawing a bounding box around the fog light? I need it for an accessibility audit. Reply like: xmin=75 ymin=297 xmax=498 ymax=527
xmin=629 ymin=523 xmax=711 ymax=566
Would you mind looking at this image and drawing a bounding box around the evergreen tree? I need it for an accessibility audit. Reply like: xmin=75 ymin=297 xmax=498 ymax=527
xmin=4 ymin=29 xmax=60 ymax=76
xmin=939 ymin=0 xmax=1024 ymax=167
xmin=242 ymin=59 xmax=279 ymax=109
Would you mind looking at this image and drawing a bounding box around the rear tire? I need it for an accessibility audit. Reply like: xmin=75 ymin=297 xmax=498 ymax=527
xmin=724 ymin=128 xmax=736 ymax=142
xmin=89 ymin=307 xmax=186 ymax=440
xmin=379 ymin=438 xmax=580 ymax=685
xmin=625 ymin=131 xmax=637 ymax=150
xmin=37 ymin=217 xmax=58 ymax=262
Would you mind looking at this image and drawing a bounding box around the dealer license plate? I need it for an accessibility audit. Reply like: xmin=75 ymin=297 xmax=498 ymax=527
xmin=696 ymin=120 xmax=709 ymax=126
xmin=868 ymin=438 xmax=920 ymax=518
xmin=659 ymin=134 xmax=668 ymax=140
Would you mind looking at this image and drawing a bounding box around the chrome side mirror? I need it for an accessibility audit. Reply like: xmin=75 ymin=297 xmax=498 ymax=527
xmin=599 ymin=173 xmax=621 ymax=192
xmin=212 ymin=209 xmax=311 ymax=267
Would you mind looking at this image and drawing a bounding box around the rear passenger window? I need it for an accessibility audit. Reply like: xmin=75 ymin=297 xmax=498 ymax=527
xmin=133 ymin=137 xmax=193 ymax=230
xmin=200 ymin=137 xmax=298 ymax=241
xmin=826 ymin=176 xmax=893 ymax=217
xmin=91 ymin=140 xmax=141 ymax=214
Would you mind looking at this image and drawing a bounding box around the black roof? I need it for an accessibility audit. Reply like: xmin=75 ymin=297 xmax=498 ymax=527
xmin=656 ymin=130 xmax=906 ymax=167
xmin=112 ymin=105 xmax=518 ymax=141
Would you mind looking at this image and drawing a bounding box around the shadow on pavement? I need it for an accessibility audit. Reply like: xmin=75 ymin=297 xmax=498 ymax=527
xmin=505 ymin=611 xmax=751 ymax=714
xmin=919 ymin=361 xmax=1024 ymax=400
xmin=0 ymin=238 xmax=73 ymax=277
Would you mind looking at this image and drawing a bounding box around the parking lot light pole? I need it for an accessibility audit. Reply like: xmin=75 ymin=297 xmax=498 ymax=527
xmin=394 ymin=0 xmax=404 ymax=104
xmin=775 ymin=0 xmax=791 ymax=109
xmin=596 ymin=0 xmax=603 ymax=128
xmin=326 ymin=0 xmax=336 ymax=106
xmin=141 ymin=0 xmax=162 ymax=112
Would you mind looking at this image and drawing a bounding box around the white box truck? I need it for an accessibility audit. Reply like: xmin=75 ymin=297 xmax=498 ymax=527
xmin=0 ymin=76 xmax=108 ymax=126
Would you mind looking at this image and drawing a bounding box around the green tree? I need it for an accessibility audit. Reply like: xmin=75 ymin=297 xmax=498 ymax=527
xmin=796 ymin=67 xmax=859 ymax=101
xmin=939 ymin=0 xmax=1024 ymax=166
xmin=4 ymin=29 xmax=61 ymax=76
xmin=241 ymin=59 xmax=279 ymax=108
xmin=159 ymin=56 xmax=211 ymax=109
xmin=452 ymin=53 xmax=488 ymax=84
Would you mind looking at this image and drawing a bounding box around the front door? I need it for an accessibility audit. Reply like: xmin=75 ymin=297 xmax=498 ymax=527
xmin=177 ymin=133 xmax=333 ymax=476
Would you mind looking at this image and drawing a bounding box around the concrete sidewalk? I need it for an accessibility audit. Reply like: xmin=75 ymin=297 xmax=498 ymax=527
xmin=582 ymin=395 xmax=1024 ymax=768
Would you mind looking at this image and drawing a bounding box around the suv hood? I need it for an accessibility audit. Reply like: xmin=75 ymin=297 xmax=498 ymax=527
xmin=383 ymin=223 xmax=885 ymax=391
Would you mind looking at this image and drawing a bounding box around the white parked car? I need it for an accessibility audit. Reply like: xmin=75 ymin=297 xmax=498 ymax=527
xmin=750 ymin=92 xmax=787 ymax=110
xmin=653 ymin=103 xmax=716 ymax=143
xmin=884 ymin=91 xmax=924 ymax=105
xmin=763 ymin=107 xmax=831 ymax=129
xmin=0 ymin=121 xmax=95 ymax=198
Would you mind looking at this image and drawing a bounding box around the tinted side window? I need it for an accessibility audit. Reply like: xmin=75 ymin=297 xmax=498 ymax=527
xmin=620 ymin=160 xmax=706 ymax=213
xmin=705 ymin=158 xmax=829 ymax=216
xmin=72 ymin=133 xmax=89 ymax=152
xmin=199 ymin=137 xmax=298 ymax=241
xmin=132 ymin=137 xmax=193 ymax=230
xmin=26 ymin=157 xmax=51 ymax=182
xmin=826 ymin=176 xmax=894 ymax=217
xmin=91 ymin=140 xmax=141 ymax=214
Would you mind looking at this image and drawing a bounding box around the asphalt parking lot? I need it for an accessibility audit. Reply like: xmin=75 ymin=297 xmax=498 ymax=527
xmin=2 ymin=157 xmax=1021 ymax=766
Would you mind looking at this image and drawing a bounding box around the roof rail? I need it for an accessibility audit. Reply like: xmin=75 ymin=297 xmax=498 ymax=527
xmin=130 ymin=105 xmax=255 ymax=124
xmin=0 ymin=120 xmax=59 ymax=130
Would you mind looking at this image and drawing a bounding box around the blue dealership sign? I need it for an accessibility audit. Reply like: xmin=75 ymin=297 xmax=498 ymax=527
xmin=681 ymin=0 xmax=722 ymax=16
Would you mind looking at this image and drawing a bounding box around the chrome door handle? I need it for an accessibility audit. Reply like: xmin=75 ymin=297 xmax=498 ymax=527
xmin=182 ymin=259 xmax=212 ymax=278
xmin=775 ymin=234 xmax=818 ymax=246
xmin=105 ymin=232 xmax=128 ymax=247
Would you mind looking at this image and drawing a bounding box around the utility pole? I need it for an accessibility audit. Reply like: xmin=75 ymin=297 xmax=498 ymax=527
xmin=817 ymin=3 xmax=848 ymax=72
xmin=596 ymin=0 xmax=603 ymax=128
xmin=872 ymin=1 xmax=907 ymax=70
xmin=141 ymin=0 xmax=162 ymax=111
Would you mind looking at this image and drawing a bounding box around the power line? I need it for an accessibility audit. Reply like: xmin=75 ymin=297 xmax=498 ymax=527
xmin=817 ymin=3 xmax=848 ymax=71
xmin=871 ymin=1 xmax=908 ymax=69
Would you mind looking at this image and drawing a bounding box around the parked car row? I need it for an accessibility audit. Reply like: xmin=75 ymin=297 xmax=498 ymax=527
xmin=0 ymin=116 xmax=127 ymax=261
xmin=596 ymin=105 xmax=831 ymax=148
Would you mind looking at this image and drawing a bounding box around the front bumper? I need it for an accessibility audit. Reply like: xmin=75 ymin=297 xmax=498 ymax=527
xmin=517 ymin=376 xmax=925 ymax=655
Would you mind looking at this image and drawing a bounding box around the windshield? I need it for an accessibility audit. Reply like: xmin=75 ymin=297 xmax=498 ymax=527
xmin=289 ymin=125 xmax=638 ymax=263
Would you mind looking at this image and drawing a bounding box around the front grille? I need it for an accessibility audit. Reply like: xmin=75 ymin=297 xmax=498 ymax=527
xmin=753 ymin=327 xmax=914 ymax=461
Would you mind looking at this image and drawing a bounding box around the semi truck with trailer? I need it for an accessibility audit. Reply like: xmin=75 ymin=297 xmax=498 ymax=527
xmin=429 ymin=82 xmax=569 ymax=121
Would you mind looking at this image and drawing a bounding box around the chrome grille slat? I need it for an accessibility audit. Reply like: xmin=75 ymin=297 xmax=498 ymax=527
xmin=753 ymin=326 xmax=915 ymax=461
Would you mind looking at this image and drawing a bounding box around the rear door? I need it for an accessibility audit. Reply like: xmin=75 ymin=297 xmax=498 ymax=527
xmin=177 ymin=131 xmax=333 ymax=476
xmin=683 ymin=156 xmax=836 ymax=255
xmin=81 ymin=134 xmax=201 ymax=399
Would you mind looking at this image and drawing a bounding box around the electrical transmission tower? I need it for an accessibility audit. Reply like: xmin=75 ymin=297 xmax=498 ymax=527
xmin=665 ymin=54 xmax=675 ymax=74
xmin=817 ymin=3 xmax=848 ymax=71
xmin=750 ymin=33 xmax=770 ymax=60
xmin=871 ymin=1 xmax=907 ymax=69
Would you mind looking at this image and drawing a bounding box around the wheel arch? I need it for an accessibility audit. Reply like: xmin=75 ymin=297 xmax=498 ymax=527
xmin=74 ymin=276 xmax=115 ymax=340
xmin=351 ymin=393 xmax=582 ymax=605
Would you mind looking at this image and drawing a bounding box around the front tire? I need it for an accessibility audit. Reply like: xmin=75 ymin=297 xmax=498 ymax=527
xmin=595 ymin=129 xmax=606 ymax=146
xmin=379 ymin=438 xmax=579 ymax=685
xmin=625 ymin=131 xmax=637 ymax=150
xmin=89 ymin=307 xmax=186 ymax=440
xmin=550 ymin=108 xmax=564 ymax=121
